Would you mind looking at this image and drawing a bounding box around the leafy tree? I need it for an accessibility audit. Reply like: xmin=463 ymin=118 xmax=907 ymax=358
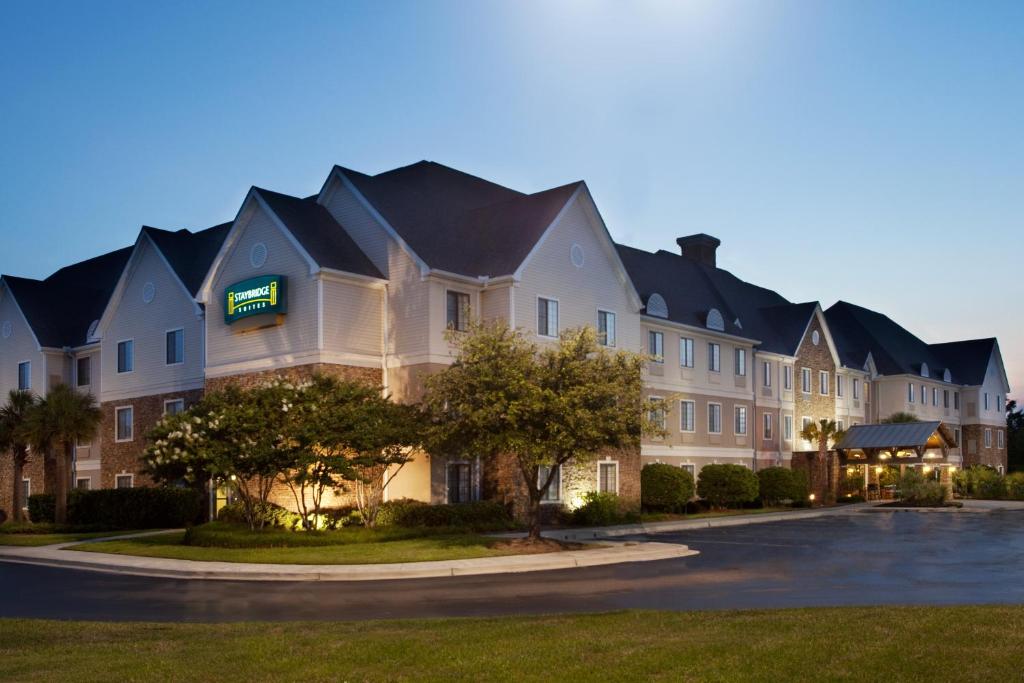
xmin=24 ymin=384 xmax=100 ymax=524
xmin=0 ymin=390 xmax=37 ymax=522
xmin=423 ymin=322 xmax=651 ymax=540
xmin=799 ymin=418 xmax=846 ymax=503
xmin=1007 ymin=400 xmax=1024 ymax=473
xmin=881 ymin=412 xmax=920 ymax=424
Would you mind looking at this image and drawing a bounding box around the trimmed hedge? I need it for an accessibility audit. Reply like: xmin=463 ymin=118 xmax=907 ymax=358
xmin=67 ymin=487 xmax=203 ymax=529
xmin=697 ymin=464 xmax=759 ymax=508
xmin=641 ymin=464 xmax=695 ymax=511
xmin=376 ymin=499 xmax=514 ymax=531
xmin=1006 ymin=472 xmax=1024 ymax=501
xmin=28 ymin=494 xmax=56 ymax=524
xmin=217 ymin=501 xmax=301 ymax=530
xmin=757 ymin=467 xmax=807 ymax=506
xmin=571 ymin=492 xmax=640 ymax=527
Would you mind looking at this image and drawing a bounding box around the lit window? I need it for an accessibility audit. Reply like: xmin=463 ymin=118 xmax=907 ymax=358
xmin=679 ymin=338 xmax=694 ymax=368
xmin=708 ymin=403 xmax=722 ymax=434
xmin=538 ymin=465 xmax=561 ymax=502
xmin=680 ymin=400 xmax=695 ymax=432
xmin=117 ymin=340 xmax=134 ymax=373
xmin=708 ymin=343 xmax=720 ymax=372
xmin=76 ymin=356 xmax=91 ymax=387
xmin=648 ymin=331 xmax=664 ymax=363
xmin=735 ymin=349 xmax=746 ymax=377
xmin=597 ymin=310 xmax=616 ymax=347
xmin=446 ymin=291 xmax=470 ymax=332
xmin=784 ymin=415 xmax=793 ymax=440
xmin=115 ymin=406 xmax=133 ymax=442
xmin=17 ymin=361 xmax=30 ymax=390
xmin=537 ymin=298 xmax=558 ymax=337
xmin=836 ymin=375 xmax=844 ymax=398
xmin=784 ymin=366 xmax=793 ymax=390
xmin=598 ymin=462 xmax=618 ymax=494
xmin=166 ymin=329 xmax=184 ymax=365
xmin=735 ymin=406 xmax=747 ymax=435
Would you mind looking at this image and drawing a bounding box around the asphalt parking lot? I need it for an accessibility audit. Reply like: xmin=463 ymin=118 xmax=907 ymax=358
xmin=2 ymin=511 xmax=1022 ymax=622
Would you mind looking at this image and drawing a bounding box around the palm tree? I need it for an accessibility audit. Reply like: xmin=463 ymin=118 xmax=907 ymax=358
xmin=0 ymin=390 xmax=38 ymax=522
xmin=26 ymin=384 xmax=101 ymax=524
xmin=881 ymin=412 xmax=919 ymax=424
xmin=799 ymin=418 xmax=846 ymax=503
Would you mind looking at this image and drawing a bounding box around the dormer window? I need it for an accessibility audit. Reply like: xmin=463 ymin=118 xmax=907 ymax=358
xmin=706 ymin=308 xmax=725 ymax=332
xmin=646 ymin=293 xmax=668 ymax=318
xmin=921 ymin=363 xmax=930 ymax=378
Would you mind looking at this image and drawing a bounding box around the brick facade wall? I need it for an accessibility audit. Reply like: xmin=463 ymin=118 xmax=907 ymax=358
xmin=961 ymin=424 xmax=1008 ymax=470
xmin=204 ymin=363 xmax=382 ymax=393
xmin=0 ymin=453 xmax=48 ymax=521
xmin=793 ymin=317 xmax=838 ymax=443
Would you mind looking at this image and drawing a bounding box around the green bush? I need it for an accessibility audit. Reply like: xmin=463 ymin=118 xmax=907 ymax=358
xmin=956 ymin=466 xmax=1005 ymax=500
xmin=67 ymin=487 xmax=203 ymax=529
xmin=1005 ymin=472 xmax=1024 ymax=501
xmin=641 ymin=464 xmax=695 ymax=511
xmin=697 ymin=464 xmax=759 ymax=508
xmin=757 ymin=467 xmax=806 ymax=506
xmin=375 ymin=499 xmax=514 ymax=531
xmin=27 ymin=494 xmax=55 ymax=523
xmin=571 ymin=492 xmax=637 ymax=527
xmin=899 ymin=470 xmax=949 ymax=506
xmin=217 ymin=501 xmax=301 ymax=530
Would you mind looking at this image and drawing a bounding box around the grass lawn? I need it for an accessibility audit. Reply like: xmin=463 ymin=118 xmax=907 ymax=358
xmin=68 ymin=522 xmax=579 ymax=564
xmin=0 ymin=526 xmax=145 ymax=547
xmin=641 ymin=506 xmax=794 ymax=523
xmin=2 ymin=606 xmax=1023 ymax=681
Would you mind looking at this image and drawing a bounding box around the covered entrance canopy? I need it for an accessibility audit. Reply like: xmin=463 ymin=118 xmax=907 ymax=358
xmin=834 ymin=421 xmax=957 ymax=465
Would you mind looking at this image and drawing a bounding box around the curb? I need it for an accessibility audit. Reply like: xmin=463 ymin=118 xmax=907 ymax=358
xmin=0 ymin=541 xmax=697 ymax=582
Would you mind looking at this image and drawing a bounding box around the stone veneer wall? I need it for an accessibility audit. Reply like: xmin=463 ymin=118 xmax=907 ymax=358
xmin=792 ymin=317 xmax=838 ymax=498
xmin=0 ymin=453 xmax=48 ymax=521
xmin=961 ymin=424 xmax=1008 ymax=470
xmin=99 ymin=388 xmax=204 ymax=489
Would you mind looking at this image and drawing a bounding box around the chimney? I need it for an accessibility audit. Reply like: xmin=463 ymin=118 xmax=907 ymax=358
xmin=676 ymin=233 xmax=721 ymax=267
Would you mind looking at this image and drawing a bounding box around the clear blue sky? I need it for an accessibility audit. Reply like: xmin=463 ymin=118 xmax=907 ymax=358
xmin=1 ymin=1 xmax=1021 ymax=396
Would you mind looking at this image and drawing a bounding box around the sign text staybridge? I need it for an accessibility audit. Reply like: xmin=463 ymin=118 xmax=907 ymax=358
xmin=224 ymin=275 xmax=287 ymax=324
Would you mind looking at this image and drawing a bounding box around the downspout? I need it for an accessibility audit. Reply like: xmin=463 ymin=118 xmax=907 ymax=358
xmin=63 ymin=346 xmax=77 ymax=484
xmin=752 ymin=349 xmax=758 ymax=472
xmin=381 ymin=283 xmax=391 ymax=503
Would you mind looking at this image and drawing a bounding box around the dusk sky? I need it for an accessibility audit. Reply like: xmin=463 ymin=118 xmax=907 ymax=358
xmin=1 ymin=1 xmax=1021 ymax=397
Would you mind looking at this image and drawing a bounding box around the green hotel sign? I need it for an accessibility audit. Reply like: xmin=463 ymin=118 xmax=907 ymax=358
xmin=224 ymin=275 xmax=287 ymax=324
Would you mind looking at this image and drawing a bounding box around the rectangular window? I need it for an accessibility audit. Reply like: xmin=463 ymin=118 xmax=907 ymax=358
xmin=76 ymin=356 xmax=91 ymax=387
xmin=598 ymin=462 xmax=618 ymax=494
xmin=679 ymin=400 xmax=695 ymax=432
xmin=708 ymin=403 xmax=722 ymax=434
xmin=679 ymin=337 xmax=694 ymax=368
xmin=115 ymin=406 xmax=133 ymax=442
xmin=17 ymin=361 xmax=30 ymax=390
xmin=538 ymin=465 xmax=561 ymax=502
xmin=853 ymin=378 xmax=860 ymax=400
xmin=708 ymin=343 xmax=721 ymax=372
xmin=447 ymin=463 xmax=472 ymax=504
xmin=21 ymin=479 xmax=30 ymax=510
xmin=944 ymin=390 xmax=949 ymax=408
xmin=681 ymin=464 xmax=695 ymax=478
xmin=763 ymin=361 xmax=772 ymax=387
xmin=117 ymin=340 xmax=134 ymax=373
xmin=801 ymin=368 xmax=812 ymax=394
xmin=537 ymin=297 xmax=558 ymax=337
xmin=908 ymin=382 xmax=915 ymax=403
xmin=954 ymin=392 xmax=960 ymax=410
xmin=984 ymin=429 xmax=992 ymax=448
xmin=819 ymin=371 xmax=829 ymax=396
xmin=784 ymin=366 xmax=793 ymax=390
xmin=984 ymin=393 xmax=990 ymax=411
xmin=920 ymin=385 xmax=926 ymax=405
xmin=734 ymin=406 xmax=747 ymax=435
xmin=76 ymin=477 xmax=91 ymax=491
xmin=932 ymin=388 xmax=938 ymax=407
xmin=998 ymin=430 xmax=1005 ymax=449
xmin=954 ymin=427 xmax=960 ymax=446
xmin=837 ymin=419 xmax=845 ymax=432
xmin=764 ymin=413 xmax=773 ymax=440
xmin=446 ymin=291 xmax=470 ymax=332
xmin=802 ymin=416 xmax=812 ymax=437
xmin=648 ymin=397 xmax=666 ymax=431
xmin=648 ymin=331 xmax=664 ymax=363
xmin=836 ymin=375 xmax=844 ymax=398
xmin=597 ymin=310 xmax=616 ymax=347
xmin=784 ymin=415 xmax=793 ymax=441
xmin=166 ymin=329 xmax=184 ymax=365
xmin=735 ymin=348 xmax=746 ymax=376
xmin=115 ymin=474 xmax=134 ymax=489
xmin=164 ymin=399 xmax=185 ymax=416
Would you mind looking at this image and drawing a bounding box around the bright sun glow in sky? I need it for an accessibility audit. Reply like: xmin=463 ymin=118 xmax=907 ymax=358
xmin=0 ymin=0 xmax=1021 ymax=396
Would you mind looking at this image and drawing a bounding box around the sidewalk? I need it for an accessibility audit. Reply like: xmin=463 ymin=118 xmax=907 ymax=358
xmin=0 ymin=533 xmax=697 ymax=582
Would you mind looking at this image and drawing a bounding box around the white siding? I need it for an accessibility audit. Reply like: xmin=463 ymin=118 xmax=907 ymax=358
xmin=480 ymin=286 xmax=510 ymax=323
xmin=99 ymin=238 xmax=204 ymax=402
xmin=319 ymin=175 xmax=392 ymax=277
xmin=321 ymin=277 xmax=383 ymax=358
xmin=0 ymin=286 xmax=44 ymax=395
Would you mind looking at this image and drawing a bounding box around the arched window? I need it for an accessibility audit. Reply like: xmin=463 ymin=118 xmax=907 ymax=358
xmin=706 ymin=308 xmax=725 ymax=332
xmin=646 ymin=293 xmax=668 ymax=318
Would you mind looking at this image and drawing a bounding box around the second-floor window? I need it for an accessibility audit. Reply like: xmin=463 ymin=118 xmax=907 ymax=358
xmin=920 ymin=385 xmax=926 ymax=404
xmin=764 ymin=413 xmax=773 ymax=440
xmin=819 ymin=371 xmax=829 ymax=396
xmin=784 ymin=415 xmax=793 ymax=440
xmin=763 ymin=361 xmax=772 ymax=387
xmin=648 ymin=397 xmax=666 ymax=431
xmin=984 ymin=429 xmax=992 ymax=448
xmin=801 ymin=368 xmax=812 ymax=394
xmin=735 ymin=348 xmax=746 ymax=376
xmin=853 ymin=378 xmax=861 ymax=400
xmin=836 ymin=375 xmax=844 ymax=398
xmin=537 ymin=297 xmax=558 ymax=338
xmin=708 ymin=403 xmax=722 ymax=434
xmin=446 ymin=291 xmax=470 ymax=332
xmin=954 ymin=391 xmax=960 ymax=410
xmin=984 ymin=392 xmax=990 ymax=411
xmin=680 ymin=400 xmax=695 ymax=432
xmin=680 ymin=337 xmax=694 ymax=368
xmin=649 ymin=331 xmax=664 ymax=363
xmin=734 ymin=406 xmax=747 ymax=435
xmin=597 ymin=310 xmax=616 ymax=347
xmin=115 ymin=406 xmax=133 ymax=442
xmin=708 ymin=343 xmax=721 ymax=372
xmin=117 ymin=340 xmax=134 ymax=374
xmin=908 ymin=382 xmax=915 ymax=403
xmin=76 ymin=356 xmax=90 ymax=386
xmin=932 ymin=388 xmax=938 ymax=406
xmin=784 ymin=365 xmax=793 ymax=390
xmin=17 ymin=361 xmax=30 ymax=390
xmin=166 ymin=329 xmax=184 ymax=365
xmin=998 ymin=430 xmax=1005 ymax=449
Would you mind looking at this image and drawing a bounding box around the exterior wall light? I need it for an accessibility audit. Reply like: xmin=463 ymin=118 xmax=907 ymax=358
xmin=874 ymin=466 xmax=883 ymax=474
xmin=922 ymin=466 xmax=932 ymax=474
xmin=808 ymin=493 xmax=816 ymax=502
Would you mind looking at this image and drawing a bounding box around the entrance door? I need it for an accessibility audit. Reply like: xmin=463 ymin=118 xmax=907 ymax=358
xmin=447 ymin=463 xmax=472 ymax=504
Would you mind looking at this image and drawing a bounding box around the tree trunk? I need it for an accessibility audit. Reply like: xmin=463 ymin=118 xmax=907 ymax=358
xmin=12 ymin=452 xmax=26 ymax=523
xmin=54 ymin=441 xmax=72 ymax=524
xmin=528 ymin=495 xmax=542 ymax=541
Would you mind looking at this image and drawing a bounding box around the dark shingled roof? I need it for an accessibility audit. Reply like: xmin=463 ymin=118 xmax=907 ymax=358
xmin=835 ymin=421 xmax=943 ymax=450
xmin=254 ymin=188 xmax=384 ymax=280
xmin=825 ymin=301 xmax=957 ymax=382
xmin=929 ymin=338 xmax=997 ymax=386
xmin=143 ymin=222 xmax=232 ymax=295
xmin=337 ymin=161 xmax=581 ymax=277
xmin=3 ymin=246 xmax=133 ymax=348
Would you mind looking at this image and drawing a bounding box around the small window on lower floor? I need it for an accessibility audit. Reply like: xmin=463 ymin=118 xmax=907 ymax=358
xmin=76 ymin=477 xmax=91 ymax=491
xmin=115 ymin=474 xmax=134 ymax=489
xmin=681 ymin=464 xmax=695 ymax=479
xmin=21 ymin=479 xmax=30 ymax=509
xmin=539 ymin=465 xmax=561 ymax=502
xmin=164 ymin=399 xmax=185 ymax=416
xmin=598 ymin=461 xmax=618 ymax=494
xmin=447 ymin=462 xmax=472 ymax=504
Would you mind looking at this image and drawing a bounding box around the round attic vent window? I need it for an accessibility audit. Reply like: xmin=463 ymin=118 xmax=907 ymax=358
xmin=250 ymin=242 xmax=268 ymax=268
xmin=570 ymin=243 xmax=585 ymax=268
xmin=812 ymin=330 xmax=820 ymax=346
xmin=142 ymin=282 xmax=155 ymax=304
xmin=1 ymin=321 xmax=11 ymax=339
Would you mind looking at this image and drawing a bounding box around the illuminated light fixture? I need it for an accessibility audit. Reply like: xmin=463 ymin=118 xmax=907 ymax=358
xmin=809 ymin=493 xmax=816 ymax=502
xmin=874 ymin=466 xmax=883 ymax=474
xmin=949 ymin=465 xmax=958 ymax=472
xmin=879 ymin=453 xmax=890 ymax=460
xmin=846 ymin=467 xmax=856 ymax=475
xmin=922 ymin=466 xmax=933 ymax=474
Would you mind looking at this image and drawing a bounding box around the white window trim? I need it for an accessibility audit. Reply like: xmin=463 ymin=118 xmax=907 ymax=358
xmin=163 ymin=398 xmax=185 ymax=416
xmin=763 ymin=413 xmax=773 ymax=441
xmin=116 ymin=338 xmax=135 ymax=375
xmin=708 ymin=343 xmax=721 ymax=373
xmin=801 ymin=367 xmax=812 ymax=394
xmin=596 ymin=308 xmax=617 ymax=348
xmin=165 ymin=327 xmax=185 ymax=366
xmin=708 ymin=402 xmax=723 ymax=435
xmin=908 ymin=382 xmax=915 ymax=404
xmin=17 ymin=359 xmax=31 ymax=390
xmin=836 ymin=375 xmax=844 ymax=398
xmin=734 ymin=405 xmax=747 ymax=436
xmin=784 ymin=365 xmax=793 ymax=391
xmin=679 ymin=399 xmax=696 ymax=433
xmin=114 ymin=405 xmax=134 ymax=443
xmin=763 ymin=361 xmax=772 ymax=387
xmin=115 ymin=472 xmax=135 ymax=489
xmin=648 ymin=330 xmax=665 ymax=363
xmin=998 ymin=430 xmax=1005 ymax=449
xmin=853 ymin=378 xmax=861 ymax=400
xmin=984 ymin=429 xmax=992 ymax=448
xmin=76 ymin=476 xmax=92 ymax=490
xmin=784 ymin=414 xmax=793 ymax=441
xmin=679 ymin=337 xmax=695 ymax=368
xmin=536 ymin=295 xmax=560 ymax=339
xmin=445 ymin=288 xmax=472 ymax=332
xmin=819 ymin=371 xmax=829 ymax=396
xmin=597 ymin=460 xmax=620 ymax=495
xmin=735 ymin=348 xmax=746 ymax=377
xmin=539 ymin=464 xmax=562 ymax=504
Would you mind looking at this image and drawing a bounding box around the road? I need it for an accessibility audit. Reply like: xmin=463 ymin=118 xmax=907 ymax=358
xmin=2 ymin=511 xmax=1023 ymax=622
